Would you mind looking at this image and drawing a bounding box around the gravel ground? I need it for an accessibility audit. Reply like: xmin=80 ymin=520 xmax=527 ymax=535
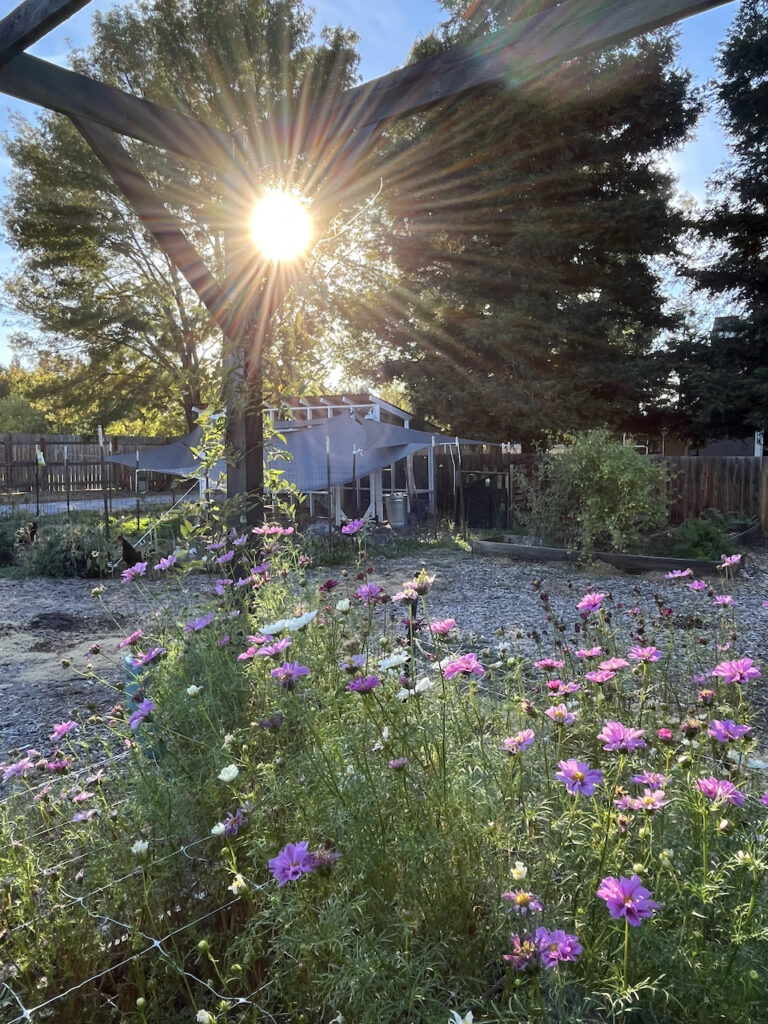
xmin=2 ymin=543 xmax=767 ymax=760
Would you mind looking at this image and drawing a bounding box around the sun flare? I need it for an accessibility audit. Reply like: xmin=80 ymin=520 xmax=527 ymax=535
xmin=250 ymin=189 xmax=313 ymax=262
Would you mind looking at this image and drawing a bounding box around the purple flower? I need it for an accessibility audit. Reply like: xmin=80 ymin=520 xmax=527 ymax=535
xmin=153 ymin=554 xmax=177 ymax=571
xmin=534 ymin=927 xmax=583 ymax=968
xmin=547 ymin=679 xmax=581 ymax=695
xmin=503 ymin=730 xmax=536 ymax=754
xmin=223 ymin=807 xmax=248 ymax=837
xmin=354 ymin=582 xmax=385 ymax=605
xmin=119 ymin=629 xmax=144 ymax=648
xmin=2 ymin=758 xmax=35 ymax=783
xmin=545 ymin=704 xmax=577 ymax=726
xmin=268 ymin=840 xmax=315 ymax=885
xmin=184 ymin=612 xmax=215 ymax=632
xmin=121 ymin=562 xmax=148 ymax=582
xmin=231 ymin=532 xmax=249 ymax=547
xmin=577 ymin=592 xmax=605 ymax=614
xmin=632 ymin=789 xmax=669 ymax=812
xmin=534 ymin=657 xmax=565 ymax=669
xmin=503 ymin=934 xmax=539 ymax=970
xmin=129 ymin=699 xmax=155 ymax=730
xmin=347 ymin=675 xmax=381 ymax=693
xmin=761 ymin=792 xmax=768 ymax=807
xmin=666 ymin=568 xmax=693 ymax=579
xmin=206 ymin=541 xmax=226 ymax=551
xmin=599 ymin=658 xmax=630 ymax=671
xmin=341 ymin=518 xmax=365 ymax=536
xmin=72 ymin=809 xmax=98 ymax=823
xmin=49 ymin=720 xmax=78 ymax=742
xmin=631 ymin=771 xmax=667 ymax=787
xmin=555 ymin=759 xmax=603 ymax=797
xmin=339 ymin=654 xmax=367 ymax=674
xmin=686 ymin=580 xmax=708 ymax=591
xmin=696 ymin=776 xmax=745 ymax=807
xmin=501 ymin=891 xmax=543 ymax=916
xmin=712 ymin=657 xmax=761 ymax=685
xmin=256 ymin=637 xmax=293 ymax=659
xmin=597 ymin=875 xmax=659 ymax=926
xmin=270 ymin=662 xmax=310 ymax=690
xmin=713 ymin=595 xmax=735 ymax=607
xmin=216 ymin=549 xmax=234 ymax=565
xmin=627 ymin=646 xmax=662 ymax=663
xmin=444 ymin=653 xmax=485 ymax=679
xmin=719 ymin=553 xmax=742 ymax=568
xmin=598 ymin=720 xmax=646 ymax=753
xmin=388 ymin=757 xmax=409 ymax=770
xmin=128 ymin=646 xmax=167 ymax=670
xmin=708 ymin=719 xmax=752 ymax=743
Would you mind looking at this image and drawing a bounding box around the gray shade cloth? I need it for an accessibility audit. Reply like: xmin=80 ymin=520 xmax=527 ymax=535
xmin=105 ymin=416 xmax=484 ymax=491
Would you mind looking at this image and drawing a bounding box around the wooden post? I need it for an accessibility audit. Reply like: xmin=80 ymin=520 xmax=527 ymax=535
xmin=759 ymin=459 xmax=768 ymax=535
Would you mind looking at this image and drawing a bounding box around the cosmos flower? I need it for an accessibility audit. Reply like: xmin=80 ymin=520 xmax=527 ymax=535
xmin=598 ymin=720 xmax=646 ymax=753
xmin=696 ymin=776 xmax=745 ymax=806
xmin=341 ymin=518 xmax=365 ymax=535
xmin=577 ymin=592 xmax=605 ymax=614
xmin=503 ymin=730 xmax=536 ymax=754
xmin=545 ymin=704 xmax=577 ymax=726
xmin=444 ymin=653 xmax=485 ymax=679
xmin=268 ymin=840 xmax=315 ymax=885
xmin=711 ymin=657 xmax=761 ymax=685
xmin=627 ymin=646 xmax=662 ymax=663
xmin=597 ymin=875 xmax=659 ymax=926
xmin=555 ymin=759 xmax=603 ymax=797
xmin=707 ymin=719 xmax=752 ymax=743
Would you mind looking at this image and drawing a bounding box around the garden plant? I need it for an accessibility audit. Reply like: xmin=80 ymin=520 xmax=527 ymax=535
xmin=0 ymin=518 xmax=766 ymax=1023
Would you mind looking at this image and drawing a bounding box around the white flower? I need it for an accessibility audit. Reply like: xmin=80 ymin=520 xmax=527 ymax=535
xmin=261 ymin=610 xmax=317 ymax=634
xmin=335 ymin=598 xmax=350 ymax=613
xmin=222 ymin=733 xmax=234 ymax=748
xmin=396 ymin=687 xmax=411 ymax=701
xmin=218 ymin=764 xmax=239 ymax=783
xmin=131 ymin=839 xmax=149 ymax=857
xmin=449 ymin=1012 xmax=473 ymax=1024
xmin=196 ymin=1011 xmax=214 ymax=1023
xmin=211 ymin=822 xmax=226 ymax=836
xmin=186 ymin=685 xmax=202 ymax=696
xmin=415 ymin=676 xmax=433 ymax=694
xmin=372 ymin=726 xmax=390 ymax=752
xmin=228 ymin=873 xmax=247 ymax=895
xmin=378 ymin=652 xmax=409 ymax=672
xmin=511 ymin=861 xmax=527 ymax=881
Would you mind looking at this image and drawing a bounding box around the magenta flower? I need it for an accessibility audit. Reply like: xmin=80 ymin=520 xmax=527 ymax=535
xmin=547 ymin=679 xmax=581 ymax=695
xmin=696 ymin=776 xmax=745 ymax=807
xmin=666 ymin=568 xmax=693 ymax=579
xmin=444 ymin=653 xmax=485 ymax=679
xmin=555 ymin=759 xmax=603 ymax=797
xmin=153 ymin=554 xmax=177 ymax=571
xmin=545 ymin=704 xmax=577 ymax=726
xmin=430 ymin=618 xmax=457 ymax=635
xmin=632 ymin=789 xmax=670 ymax=812
xmin=270 ymin=662 xmax=310 ymax=690
xmin=347 ymin=675 xmax=381 ymax=693
xmin=718 ymin=553 xmax=742 ymax=568
xmin=657 ymin=727 xmax=674 ymax=743
xmin=501 ymin=891 xmax=543 ymax=916
xmin=184 ymin=612 xmax=215 ymax=632
xmin=577 ymin=592 xmax=605 ymax=614
xmin=268 ymin=840 xmax=315 ymax=885
xmin=576 ymin=646 xmax=603 ymax=658
xmin=627 ymin=646 xmax=662 ymax=663
xmin=600 ymin=657 xmax=630 ymax=671
xmin=598 ymin=720 xmax=646 ymax=753
xmin=121 ymin=562 xmax=148 ymax=582
xmin=761 ymin=792 xmax=768 ymax=807
xmin=72 ymin=809 xmax=98 ymax=823
xmin=713 ymin=595 xmax=735 ymax=607
xmin=686 ymin=580 xmax=708 ymax=591
xmin=341 ymin=518 xmax=365 ymax=536
xmin=129 ymin=699 xmax=155 ymax=730
xmin=119 ymin=629 xmax=144 ymax=648
xmin=534 ymin=657 xmax=565 ymax=669
xmin=503 ymin=934 xmax=539 ymax=970
xmin=534 ymin=927 xmax=583 ymax=968
xmin=256 ymin=637 xmax=292 ymax=659
xmin=712 ymin=657 xmax=761 ymax=685
xmin=318 ymin=578 xmax=339 ymax=593
xmin=503 ymin=730 xmax=536 ymax=754
xmin=388 ymin=757 xmax=409 ymax=770
xmin=49 ymin=720 xmax=78 ymax=742
xmin=354 ymin=582 xmax=385 ymax=605
xmin=631 ymin=771 xmax=667 ymax=787
xmin=585 ymin=670 xmax=615 ymax=685
xmin=708 ymin=719 xmax=752 ymax=743
xmin=597 ymin=875 xmax=659 ymax=926
xmin=2 ymin=758 xmax=35 ymax=783
xmin=128 ymin=646 xmax=167 ymax=670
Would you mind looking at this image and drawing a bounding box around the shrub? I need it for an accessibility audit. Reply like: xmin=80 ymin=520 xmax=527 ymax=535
xmin=25 ymin=522 xmax=110 ymax=577
xmin=516 ymin=430 xmax=668 ymax=557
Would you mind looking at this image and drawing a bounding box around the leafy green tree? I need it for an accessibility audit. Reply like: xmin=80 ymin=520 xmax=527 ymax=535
xmin=348 ymin=2 xmax=700 ymax=445
xmin=2 ymin=0 xmax=360 ymax=433
xmin=672 ymin=0 xmax=768 ymax=440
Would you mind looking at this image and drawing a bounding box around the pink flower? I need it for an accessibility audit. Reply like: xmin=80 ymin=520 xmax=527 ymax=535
xmin=598 ymin=720 xmax=646 ymax=753
xmin=577 ymin=592 xmax=605 ymax=614
xmin=555 ymin=759 xmax=603 ymax=796
xmin=698 ymin=689 xmax=717 ymax=705
xmin=666 ymin=568 xmax=693 ymax=579
xmin=49 ymin=720 xmax=78 ymax=742
xmin=627 ymin=646 xmax=662 ymax=663
xmin=696 ymin=776 xmax=745 ymax=806
xmin=657 ymin=727 xmax=674 ymax=743
xmin=121 ymin=562 xmax=148 ymax=582
xmin=631 ymin=771 xmax=667 ymax=787
xmin=718 ymin=553 xmax=742 ymax=568
xmin=712 ymin=657 xmax=761 ymax=685
xmin=545 ymin=704 xmax=577 ymax=726
xmin=444 ymin=653 xmax=485 ymax=679
xmin=632 ymin=789 xmax=669 ymax=812
xmin=707 ymin=719 xmax=752 ymax=743
xmin=585 ymin=670 xmax=615 ymax=685
xmin=575 ymin=646 xmax=602 ymax=658
xmin=503 ymin=730 xmax=535 ymax=754
xmin=119 ymin=629 xmax=144 ymax=648
xmin=597 ymin=875 xmax=659 ymax=926
xmin=713 ymin=595 xmax=735 ymax=607
xmin=686 ymin=580 xmax=707 ymax=591
xmin=430 ymin=619 xmax=457 ymax=635
xmin=153 ymin=554 xmax=177 ymax=571
xmin=534 ymin=658 xmax=564 ymax=669
xmin=760 ymin=792 xmax=768 ymax=807
xmin=599 ymin=658 xmax=629 ymax=671
xmin=341 ymin=518 xmax=365 ymax=536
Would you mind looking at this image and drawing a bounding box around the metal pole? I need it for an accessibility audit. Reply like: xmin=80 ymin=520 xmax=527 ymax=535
xmin=99 ymin=424 xmax=110 ymax=540
xmin=135 ymin=448 xmax=140 ymax=532
xmin=34 ymin=444 xmax=40 ymax=516
xmin=64 ymin=443 xmax=70 ymax=517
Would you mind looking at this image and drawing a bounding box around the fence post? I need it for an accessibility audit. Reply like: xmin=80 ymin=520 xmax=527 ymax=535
xmin=760 ymin=460 xmax=768 ymax=535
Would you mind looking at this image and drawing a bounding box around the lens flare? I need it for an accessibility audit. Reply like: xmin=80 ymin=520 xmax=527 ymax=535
xmin=250 ymin=189 xmax=312 ymax=262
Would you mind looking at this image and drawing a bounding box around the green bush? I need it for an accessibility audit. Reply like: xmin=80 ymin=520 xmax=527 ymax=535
xmin=642 ymin=508 xmax=749 ymax=561
xmin=26 ymin=522 xmax=111 ymax=577
xmin=516 ymin=430 xmax=669 ymax=557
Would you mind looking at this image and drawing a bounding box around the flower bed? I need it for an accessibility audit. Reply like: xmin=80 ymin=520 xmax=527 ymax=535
xmin=0 ymin=532 xmax=766 ymax=1024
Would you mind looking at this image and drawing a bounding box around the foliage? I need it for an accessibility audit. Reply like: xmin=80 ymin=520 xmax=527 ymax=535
xmin=1 ymin=527 xmax=766 ymax=1023
xmin=1 ymin=0 xmax=360 ymax=432
xmin=347 ymin=5 xmax=701 ymax=445
xmin=23 ymin=521 xmax=111 ymax=577
xmin=642 ymin=508 xmax=750 ymax=561
xmin=515 ymin=430 xmax=669 ymax=557
xmin=672 ymin=0 xmax=768 ymax=440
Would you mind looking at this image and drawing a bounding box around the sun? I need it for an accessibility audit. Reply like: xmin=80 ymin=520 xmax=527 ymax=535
xmin=250 ymin=188 xmax=313 ymax=262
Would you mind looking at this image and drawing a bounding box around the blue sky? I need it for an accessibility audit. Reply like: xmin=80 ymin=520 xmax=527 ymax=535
xmin=0 ymin=0 xmax=741 ymax=363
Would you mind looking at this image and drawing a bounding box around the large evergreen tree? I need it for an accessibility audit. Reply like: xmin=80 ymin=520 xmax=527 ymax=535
xmin=2 ymin=0 xmax=359 ymax=433
xmin=347 ymin=1 xmax=700 ymax=444
xmin=673 ymin=0 xmax=768 ymax=440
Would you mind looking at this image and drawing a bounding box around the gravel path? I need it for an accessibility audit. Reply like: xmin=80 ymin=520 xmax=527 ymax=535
xmin=2 ymin=544 xmax=767 ymax=760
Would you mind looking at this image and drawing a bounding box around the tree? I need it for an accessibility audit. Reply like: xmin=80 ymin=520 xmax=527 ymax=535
xmin=0 ymin=365 xmax=50 ymax=432
xmin=2 ymin=0 xmax=360 ymax=433
xmin=344 ymin=2 xmax=700 ymax=445
xmin=672 ymin=0 xmax=768 ymax=440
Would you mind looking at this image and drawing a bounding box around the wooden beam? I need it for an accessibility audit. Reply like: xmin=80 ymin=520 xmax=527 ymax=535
xmin=0 ymin=52 xmax=234 ymax=166
xmin=0 ymin=0 xmax=91 ymax=68
xmin=249 ymin=0 xmax=732 ymax=159
xmin=71 ymin=115 xmax=231 ymax=336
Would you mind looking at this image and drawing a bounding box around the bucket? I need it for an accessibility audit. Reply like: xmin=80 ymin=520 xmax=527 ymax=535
xmin=385 ymin=493 xmax=408 ymax=528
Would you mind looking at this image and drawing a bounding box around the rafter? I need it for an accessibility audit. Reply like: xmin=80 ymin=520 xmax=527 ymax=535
xmin=0 ymin=0 xmax=91 ymax=68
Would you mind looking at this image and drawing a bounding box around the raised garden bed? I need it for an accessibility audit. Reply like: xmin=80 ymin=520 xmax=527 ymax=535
xmin=472 ymin=533 xmax=751 ymax=575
